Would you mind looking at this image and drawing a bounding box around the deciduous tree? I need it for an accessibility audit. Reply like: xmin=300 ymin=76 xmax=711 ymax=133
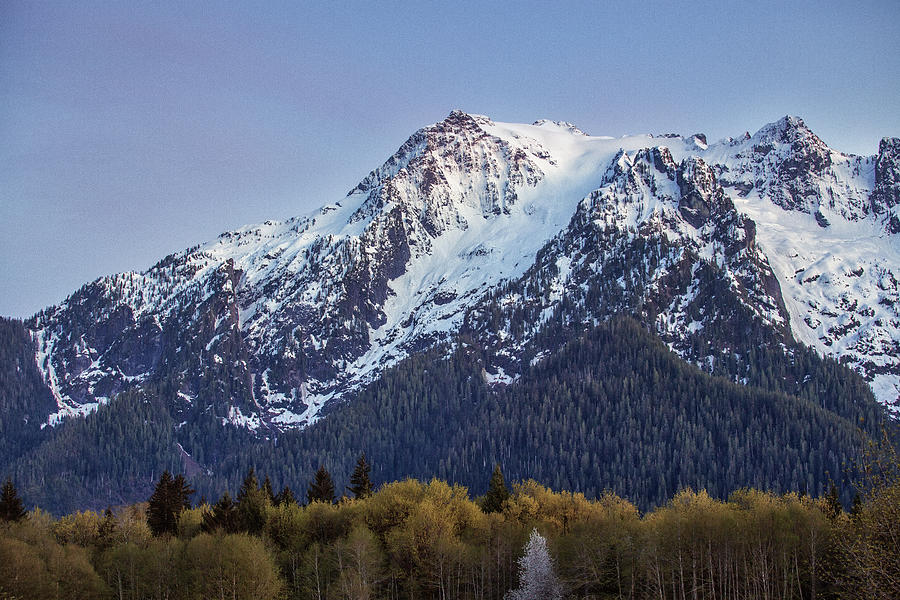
xmin=506 ymin=528 xmax=562 ymax=600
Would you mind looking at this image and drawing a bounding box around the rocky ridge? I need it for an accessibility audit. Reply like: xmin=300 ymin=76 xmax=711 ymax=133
xmin=20 ymin=112 xmax=900 ymax=434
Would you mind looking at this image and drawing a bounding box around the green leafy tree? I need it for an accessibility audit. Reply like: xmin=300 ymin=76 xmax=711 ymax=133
xmin=183 ymin=533 xmax=282 ymax=599
xmin=482 ymin=464 xmax=510 ymax=513
xmin=307 ymin=465 xmax=335 ymax=504
xmin=835 ymin=429 xmax=900 ymax=598
xmin=347 ymin=453 xmax=373 ymax=499
xmin=0 ymin=477 xmax=26 ymax=522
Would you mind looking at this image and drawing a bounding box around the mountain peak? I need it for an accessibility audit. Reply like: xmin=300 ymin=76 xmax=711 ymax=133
xmin=532 ymin=119 xmax=587 ymax=136
xmin=438 ymin=110 xmax=492 ymax=130
xmin=751 ymin=115 xmax=817 ymax=144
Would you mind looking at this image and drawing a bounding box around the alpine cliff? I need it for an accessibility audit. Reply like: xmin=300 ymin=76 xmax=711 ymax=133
xmin=2 ymin=111 xmax=897 ymax=512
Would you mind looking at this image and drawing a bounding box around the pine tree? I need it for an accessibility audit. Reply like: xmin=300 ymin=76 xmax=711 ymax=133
xmin=347 ymin=453 xmax=373 ymax=499
xmin=0 ymin=477 xmax=26 ymax=522
xmin=823 ymin=481 xmax=842 ymax=521
xmin=506 ymin=528 xmax=563 ymax=600
xmin=202 ymin=491 xmax=240 ymax=533
xmin=274 ymin=485 xmax=297 ymax=506
xmin=261 ymin=475 xmax=275 ymax=503
xmin=147 ymin=471 xmax=194 ymax=536
xmin=238 ymin=467 xmax=259 ymax=501
xmin=850 ymin=492 xmax=863 ymax=521
xmin=482 ymin=463 xmax=510 ymax=513
xmin=237 ymin=468 xmax=268 ymax=534
xmin=98 ymin=507 xmax=116 ymax=550
xmin=307 ymin=465 xmax=335 ymax=504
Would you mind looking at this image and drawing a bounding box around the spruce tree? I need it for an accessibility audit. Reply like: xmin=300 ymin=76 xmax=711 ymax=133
xmin=0 ymin=477 xmax=26 ymax=522
xmin=850 ymin=492 xmax=863 ymax=521
xmin=147 ymin=471 xmax=194 ymax=536
xmin=274 ymin=485 xmax=297 ymax=506
xmin=238 ymin=467 xmax=259 ymax=500
xmin=823 ymin=481 xmax=842 ymax=521
xmin=146 ymin=471 xmax=172 ymax=536
xmin=261 ymin=475 xmax=275 ymax=503
xmin=237 ymin=468 xmax=268 ymax=534
xmin=482 ymin=463 xmax=510 ymax=513
xmin=307 ymin=465 xmax=335 ymax=504
xmin=347 ymin=453 xmax=373 ymax=499
xmin=98 ymin=507 xmax=116 ymax=550
xmin=202 ymin=492 xmax=240 ymax=533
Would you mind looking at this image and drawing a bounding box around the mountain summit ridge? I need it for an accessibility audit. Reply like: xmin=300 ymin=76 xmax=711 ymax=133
xmin=19 ymin=112 xmax=900 ymax=434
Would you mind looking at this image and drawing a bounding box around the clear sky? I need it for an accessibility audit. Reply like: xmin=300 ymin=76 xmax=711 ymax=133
xmin=1 ymin=0 xmax=898 ymax=318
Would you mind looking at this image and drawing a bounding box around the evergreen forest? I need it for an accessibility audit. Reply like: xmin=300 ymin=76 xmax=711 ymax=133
xmin=3 ymin=317 xmax=888 ymax=515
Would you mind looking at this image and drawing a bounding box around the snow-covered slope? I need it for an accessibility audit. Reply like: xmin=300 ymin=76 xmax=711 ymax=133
xmin=25 ymin=112 xmax=900 ymax=431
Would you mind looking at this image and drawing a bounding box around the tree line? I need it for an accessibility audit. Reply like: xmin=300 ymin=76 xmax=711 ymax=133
xmin=1 ymin=436 xmax=898 ymax=600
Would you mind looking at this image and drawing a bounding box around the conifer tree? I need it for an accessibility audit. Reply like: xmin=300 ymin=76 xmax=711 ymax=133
xmin=202 ymin=491 xmax=241 ymax=533
xmin=823 ymin=481 xmax=842 ymax=521
xmin=237 ymin=468 xmax=268 ymax=534
xmin=482 ymin=463 xmax=510 ymax=513
xmin=238 ymin=467 xmax=259 ymax=500
xmin=0 ymin=477 xmax=26 ymax=522
xmin=850 ymin=492 xmax=863 ymax=521
xmin=307 ymin=465 xmax=335 ymax=504
xmin=261 ymin=475 xmax=275 ymax=503
xmin=274 ymin=485 xmax=297 ymax=506
xmin=98 ymin=507 xmax=116 ymax=550
xmin=347 ymin=453 xmax=373 ymax=499
xmin=147 ymin=471 xmax=194 ymax=536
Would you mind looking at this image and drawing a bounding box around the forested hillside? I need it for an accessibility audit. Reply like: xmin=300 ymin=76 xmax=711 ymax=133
xmin=6 ymin=317 xmax=888 ymax=514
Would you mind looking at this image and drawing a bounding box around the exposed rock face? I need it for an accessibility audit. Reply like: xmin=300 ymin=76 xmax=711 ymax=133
xmin=16 ymin=112 xmax=900 ymax=433
xmin=872 ymin=137 xmax=900 ymax=234
xmin=718 ymin=116 xmax=871 ymax=221
xmin=677 ymin=156 xmax=730 ymax=228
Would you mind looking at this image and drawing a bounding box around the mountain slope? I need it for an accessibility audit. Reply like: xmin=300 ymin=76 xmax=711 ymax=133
xmin=7 ymin=316 xmax=884 ymax=514
xmin=18 ymin=112 xmax=899 ymax=438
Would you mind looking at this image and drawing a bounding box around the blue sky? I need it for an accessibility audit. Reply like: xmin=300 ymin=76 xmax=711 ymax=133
xmin=1 ymin=0 xmax=898 ymax=318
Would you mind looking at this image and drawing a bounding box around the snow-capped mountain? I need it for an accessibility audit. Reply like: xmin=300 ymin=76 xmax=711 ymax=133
xmin=23 ymin=111 xmax=900 ymax=433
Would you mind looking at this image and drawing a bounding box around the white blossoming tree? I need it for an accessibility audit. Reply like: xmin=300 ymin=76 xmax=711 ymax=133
xmin=506 ymin=528 xmax=563 ymax=600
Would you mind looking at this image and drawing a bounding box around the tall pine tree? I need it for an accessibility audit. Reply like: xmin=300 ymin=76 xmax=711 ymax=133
xmin=202 ymin=492 xmax=240 ymax=533
xmin=261 ymin=475 xmax=275 ymax=503
xmin=0 ymin=477 xmax=26 ymax=522
xmin=482 ymin=463 xmax=510 ymax=513
xmin=274 ymin=485 xmax=297 ymax=506
xmin=147 ymin=471 xmax=194 ymax=536
xmin=237 ymin=468 xmax=269 ymax=534
xmin=347 ymin=453 xmax=373 ymax=499
xmin=307 ymin=465 xmax=335 ymax=504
